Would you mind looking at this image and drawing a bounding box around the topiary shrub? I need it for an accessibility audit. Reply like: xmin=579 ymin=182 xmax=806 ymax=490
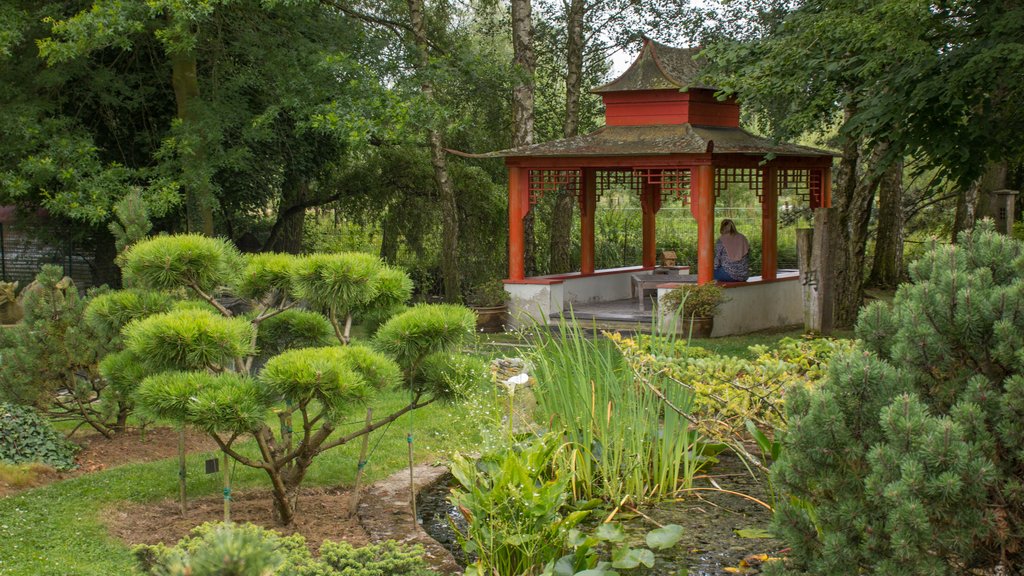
xmin=769 ymin=222 xmax=1024 ymax=575
xmin=0 ymin=403 xmax=77 ymax=470
xmin=134 ymin=522 xmax=441 ymax=576
xmin=116 ymin=235 xmax=481 ymax=525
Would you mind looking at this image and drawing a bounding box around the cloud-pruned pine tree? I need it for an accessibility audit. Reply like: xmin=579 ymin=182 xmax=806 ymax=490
xmin=107 ymin=234 xmax=480 ymax=525
xmin=770 ymin=221 xmax=1024 ymax=575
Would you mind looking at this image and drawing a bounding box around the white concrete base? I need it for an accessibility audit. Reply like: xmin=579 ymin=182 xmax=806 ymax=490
xmin=657 ymin=277 xmax=802 ymax=337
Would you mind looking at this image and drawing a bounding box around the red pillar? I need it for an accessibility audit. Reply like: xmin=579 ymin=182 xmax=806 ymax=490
xmin=695 ymin=165 xmax=715 ymax=284
xmin=580 ymin=169 xmax=596 ymax=275
xmin=761 ymin=167 xmax=778 ymax=280
xmin=508 ymin=166 xmax=528 ymax=280
xmin=641 ymin=178 xmax=660 ymax=268
xmin=822 ymin=166 xmax=833 ymax=208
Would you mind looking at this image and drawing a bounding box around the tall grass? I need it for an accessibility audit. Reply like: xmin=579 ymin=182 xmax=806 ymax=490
xmin=527 ymin=317 xmax=698 ymax=504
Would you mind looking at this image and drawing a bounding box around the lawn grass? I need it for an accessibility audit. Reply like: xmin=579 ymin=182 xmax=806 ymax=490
xmin=0 ymin=389 xmax=490 ymax=576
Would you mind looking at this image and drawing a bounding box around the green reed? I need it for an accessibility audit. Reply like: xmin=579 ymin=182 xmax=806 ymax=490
xmin=527 ymin=316 xmax=698 ymax=504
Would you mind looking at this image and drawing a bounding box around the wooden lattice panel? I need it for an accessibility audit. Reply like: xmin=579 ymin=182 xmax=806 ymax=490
xmin=527 ymin=170 xmax=580 ymax=205
xmin=595 ymin=170 xmax=641 ymax=202
xmin=635 ymin=168 xmax=691 ymax=203
xmin=715 ymin=168 xmax=764 ymax=202
xmin=777 ymin=169 xmax=825 ymax=208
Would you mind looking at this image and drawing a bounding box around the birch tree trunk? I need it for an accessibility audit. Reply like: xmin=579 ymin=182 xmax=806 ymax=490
xmin=548 ymin=0 xmax=584 ymax=273
xmin=407 ymin=0 xmax=461 ymax=300
xmin=511 ymin=0 xmax=537 ymax=276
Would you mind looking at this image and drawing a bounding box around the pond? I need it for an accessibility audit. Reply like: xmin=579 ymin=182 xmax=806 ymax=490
xmin=417 ymin=452 xmax=783 ymax=575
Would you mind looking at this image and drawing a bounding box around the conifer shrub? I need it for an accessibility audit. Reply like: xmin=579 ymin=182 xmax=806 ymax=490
xmin=134 ymin=522 xmax=440 ymax=576
xmin=117 ymin=235 xmax=480 ymax=525
xmin=0 ymin=403 xmax=78 ymax=470
xmin=769 ymin=223 xmax=1024 ymax=574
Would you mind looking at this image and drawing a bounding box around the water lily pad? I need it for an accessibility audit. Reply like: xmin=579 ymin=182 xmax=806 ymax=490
xmin=645 ymin=524 xmax=684 ymax=549
xmin=611 ymin=547 xmax=655 ymax=569
xmin=734 ymin=528 xmax=773 ymax=539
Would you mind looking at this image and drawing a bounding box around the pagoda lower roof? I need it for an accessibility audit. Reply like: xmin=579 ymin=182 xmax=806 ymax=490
xmin=485 ymin=124 xmax=837 ymax=159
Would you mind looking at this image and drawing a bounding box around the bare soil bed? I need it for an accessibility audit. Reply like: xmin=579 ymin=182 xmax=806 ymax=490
xmin=103 ymin=486 xmax=370 ymax=553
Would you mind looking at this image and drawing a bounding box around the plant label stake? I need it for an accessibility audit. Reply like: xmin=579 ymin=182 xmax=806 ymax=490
xmin=205 ymin=458 xmax=219 ymax=474
xmin=178 ymin=427 xmax=187 ymax=515
xmin=350 ymin=408 xmax=373 ymax=516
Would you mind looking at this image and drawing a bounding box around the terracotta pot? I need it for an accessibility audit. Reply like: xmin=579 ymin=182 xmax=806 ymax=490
xmin=472 ymin=305 xmax=508 ymax=333
xmin=684 ymin=316 xmax=714 ymax=339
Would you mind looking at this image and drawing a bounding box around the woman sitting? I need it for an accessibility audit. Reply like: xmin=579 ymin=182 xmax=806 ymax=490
xmin=713 ymin=219 xmax=750 ymax=282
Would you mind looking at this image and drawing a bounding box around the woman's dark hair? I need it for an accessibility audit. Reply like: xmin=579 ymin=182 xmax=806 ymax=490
xmin=720 ymin=219 xmax=738 ymax=235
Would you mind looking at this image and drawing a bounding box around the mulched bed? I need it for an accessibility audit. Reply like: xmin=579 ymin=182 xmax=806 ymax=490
xmin=70 ymin=427 xmax=217 ymax=474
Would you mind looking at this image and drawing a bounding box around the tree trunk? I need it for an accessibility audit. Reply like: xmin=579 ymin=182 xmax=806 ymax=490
xmin=867 ymin=157 xmax=904 ymax=288
xmin=407 ymin=0 xmax=460 ymax=301
xmin=511 ymin=0 xmax=536 ymax=277
xmin=268 ymin=172 xmax=308 ymax=254
xmin=828 ymin=111 xmax=890 ymax=328
xmin=380 ymin=209 xmax=400 ymax=264
xmin=548 ymin=0 xmax=584 ymax=274
xmin=966 ymin=158 xmax=1007 ymax=233
xmin=170 ymin=52 xmax=215 ymax=237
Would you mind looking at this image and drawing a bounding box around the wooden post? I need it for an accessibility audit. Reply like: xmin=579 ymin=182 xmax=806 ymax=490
xmin=695 ymin=165 xmax=715 ymax=284
xmin=761 ymin=167 xmax=778 ymax=280
xmin=641 ymin=179 xmax=659 ymax=268
xmin=223 ymin=449 xmax=231 ymax=523
xmin=580 ymin=169 xmax=596 ymax=274
xmin=178 ymin=427 xmax=186 ymax=516
xmin=349 ymin=408 xmax=373 ymax=515
xmin=815 ymin=207 xmax=831 ymax=332
xmin=508 ymin=167 xmax=528 ymax=281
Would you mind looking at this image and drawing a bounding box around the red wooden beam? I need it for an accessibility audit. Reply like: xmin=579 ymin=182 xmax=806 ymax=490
xmin=508 ymin=167 xmax=527 ymax=280
xmin=761 ymin=166 xmax=778 ymax=281
xmin=580 ymin=169 xmax=596 ymax=275
xmin=695 ymin=164 xmax=715 ymax=284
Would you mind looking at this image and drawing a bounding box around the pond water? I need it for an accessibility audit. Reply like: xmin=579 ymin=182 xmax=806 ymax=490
xmin=417 ymin=452 xmax=783 ymax=575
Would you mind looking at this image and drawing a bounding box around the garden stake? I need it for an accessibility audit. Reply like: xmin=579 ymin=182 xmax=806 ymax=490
xmin=350 ymin=408 xmax=373 ymax=515
xmin=223 ymin=449 xmax=231 ymax=523
xmin=178 ymin=427 xmax=186 ymax=515
xmin=407 ymin=430 xmax=417 ymax=528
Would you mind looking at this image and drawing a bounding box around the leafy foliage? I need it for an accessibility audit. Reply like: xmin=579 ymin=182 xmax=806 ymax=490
xmin=661 ymin=283 xmax=725 ymax=318
xmin=611 ymin=334 xmax=853 ymax=447
xmin=0 ymin=403 xmax=77 ymax=471
xmin=450 ymin=434 xmax=590 ymax=576
xmin=769 ymin=223 xmax=1024 ymax=574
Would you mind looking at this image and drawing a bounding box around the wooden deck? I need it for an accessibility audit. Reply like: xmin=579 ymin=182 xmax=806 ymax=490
xmin=552 ymin=298 xmax=658 ymax=333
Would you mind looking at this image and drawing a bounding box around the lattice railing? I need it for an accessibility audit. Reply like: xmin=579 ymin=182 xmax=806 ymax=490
xmin=593 ymin=168 xmax=691 ymax=204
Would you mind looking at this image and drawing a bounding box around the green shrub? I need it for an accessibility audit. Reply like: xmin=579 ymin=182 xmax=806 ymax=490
xmin=0 ymin=403 xmax=77 ymax=470
xmin=255 ymin=309 xmax=334 ymax=357
xmin=122 ymin=234 xmax=241 ymax=292
xmin=661 ymin=282 xmax=725 ymax=317
xmin=135 ymin=522 xmax=440 ymax=576
xmin=769 ymin=223 xmax=1024 ymax=574
xmin=0 ymin=266 xmax=140 ymax=436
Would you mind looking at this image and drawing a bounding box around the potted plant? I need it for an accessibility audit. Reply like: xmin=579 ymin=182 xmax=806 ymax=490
xmin=661 ymin=283 xmax=725 ymax=338
xmin=466 ymin=279 xmax=509 ymax=333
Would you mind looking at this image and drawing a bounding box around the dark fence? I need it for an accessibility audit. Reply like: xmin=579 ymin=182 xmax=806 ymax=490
xmin=0 ymin=223 xmax=113 ymax=289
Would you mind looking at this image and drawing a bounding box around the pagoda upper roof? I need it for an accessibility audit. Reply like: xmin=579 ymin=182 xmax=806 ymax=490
xmin=483 ymin=124 xmax=837 ymax=159
xmin=592 ymin=38 xmax=714 ymax=93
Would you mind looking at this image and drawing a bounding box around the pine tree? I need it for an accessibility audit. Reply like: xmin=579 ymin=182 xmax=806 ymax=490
xmin=770 ymin=221 xmax=1024 ymax=575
